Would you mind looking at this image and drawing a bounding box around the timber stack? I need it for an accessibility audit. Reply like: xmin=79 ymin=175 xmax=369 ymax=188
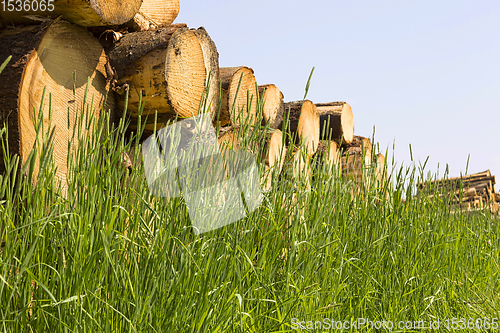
xmin=417 ymin=170 xmax=500 ymax=213
xmin=0 ymin=0 xmax=389 ymax=197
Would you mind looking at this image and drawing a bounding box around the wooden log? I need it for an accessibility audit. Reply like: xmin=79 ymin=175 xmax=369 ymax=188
xmin=193 ymin=27 xmax=220 ymax=119
xmin=281 ymin=100 xmax=320 ymax=157
xmin=127 ymin=0 xmax=180 ymax=31
xmin=107 ymin=25 xmax=210 ymax=133
xmin=282 ymin=149 xmax=311 ymax=190
xmin=341 ymin=153 xmax=371 ymax=182
xmin=259 ymin=84 xmax=284 ymax=129
xmin=218 ymin=126 xmax=240 ymax=151
xmin=373 ymin=153 xmax=388 ymax=186
xmin=0 ymin=20 xmax=113 ymax=192
xmin=313 ymin=140 xmax=340 ymax=173
xmin=217 ymin=67 xmax=258 ymax=127
xmin=261 ymin=129 xmax=286 ymax=191
xmin=316 ymin=102 xmax=354 ymax=144
xmin=341 ymin=135 xmax=372 ymax=158
xmin=0 ymin=0 xmax=142 ymax=27
xmin=417 ymin=170 xmax=493 ymax=189
xmin=496 ymin=192 xmax=500 ymax=203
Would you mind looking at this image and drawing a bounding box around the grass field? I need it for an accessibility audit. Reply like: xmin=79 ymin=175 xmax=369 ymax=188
xmin=0 ymin=75 xmax=499 ymax=332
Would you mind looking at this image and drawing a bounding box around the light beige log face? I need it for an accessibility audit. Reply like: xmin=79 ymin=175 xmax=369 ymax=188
xmin=0 ymin=0 xmax=142 ymax=26
xmin=18 ymin=20 xmax=111 ymax=192
xmin=166 ymin=28 xmax=206 ymax=119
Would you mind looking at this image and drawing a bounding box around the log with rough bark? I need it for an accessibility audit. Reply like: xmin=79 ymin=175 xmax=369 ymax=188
xmin=341 ymin=153 xmax=371 ymax=183
xmin=373 ymin=153 xmax=387 ymax=186
xmin=127 ymin=0 xmax=180 ymax=31
xmin=107 ymin=25 xmax=214 ymax=134
xmin=217 ymin=67 xmax=258 ymax=127
xmin=217 ymin=126 xmax=240 ymax=151
xmin=316 ymin=102 xmax=354 ymax=144
xmin=0 ymin=19 xmax=113 ymax=192
xmin=280 ymin=100 xmax=320 ymax=157
xmin=417 ymin=170 xmax=494 ymax=190
xmin=313 ymin=140 xmax=340 ymax=173
xmin=260 ymin=129 xmax=286 ymax=191
xmin=282 ymin=149 xmax=311 ymax=190
xmin=259 ymin=84 xmax=284 ymax=129
xmin=0 ymin=0 xmax=142 ymax=27
xmin=342 ymin=135 xmax=372 ymax=158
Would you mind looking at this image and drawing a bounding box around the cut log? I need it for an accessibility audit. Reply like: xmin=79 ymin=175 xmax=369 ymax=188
xmin=373 ymin=153 xmax=387 ymax=186
xmin=342 ymin=135 xmax=372 ymax=158
xmin=341 ymin=153 xmax=371 ymax=183
xmin=259 ymin=84 xmax=284 ymax=129
xmin=313 ymin=140 xmax=340 ymax=173
xmin=316 ymin=102 xmax=354 ymax=144
xmin=0 ymin=20 xmax=113 ymax=192
xmin=0 ymin=0 xmax=142 ymax=27
xmin=417 ymin=170 xmax=493 ymax=189
xmin=496 ymin=192 xmax=500 ymax=203
xmin=282 ymin=149 xmax=311 ymax=190
xmin=281 ymin=100 xmax=320 ymax=157
xmin=127 ymin=0 xmax=180 ymax=31
xmin=107 ymin=25 xmax=210 ymax=133
xmin=217 ymin=67 xmax=258 ymax=127
xmin=260 ymin=129 xmax=286 ymax=191
xmin=218 ymin=126 xmax=240 ymax=151
xmin=193 ymin=27 xmax=220 ymax=118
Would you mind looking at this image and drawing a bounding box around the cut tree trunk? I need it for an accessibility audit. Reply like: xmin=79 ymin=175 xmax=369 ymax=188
xmin=0 ymin=19 xmax=113 ymax=192
xmin=281 ymin=100 xmax=320 ymax=157
xmin=127 ymin=0 xmax=180 ymax=31
xmin=107 ymin=25 xmax=210 ymax=134
xmin=217 ymin=67 xmax=258 ymax=127
xmin=282 ymin=148 xmax=311 ymax=190
xmin=0 ymin=0 xmax=142 ymax=27
xmin=316 ymin=102 xmax=354 ymax=144
xmin=341 ymin=153 xmax=371 ymax=183
xmin=342 ymin=135 xmax=372 ymax=158
xmin=313 ymin=140 xmax=340 ymax=173
xmin=496 ymin=193 xmax=500 ymax=203
xmin=193 ymin=27 xmax=220 ymax=118
xmin=259 ymin=84 xmax=284 ymax=129
xmin=417 ymin=170 xmax=494 ymax=190
xmin=218 ymin=126 xmax=240 ymax=151
xmin=373 ymin=153 xmax=387 ymax=186
xmin=260 ymin=129 xmax=286 ymax=191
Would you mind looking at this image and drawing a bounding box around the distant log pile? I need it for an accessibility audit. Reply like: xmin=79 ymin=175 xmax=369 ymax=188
xmin=418 ymin=170 xmax=500 ymax=213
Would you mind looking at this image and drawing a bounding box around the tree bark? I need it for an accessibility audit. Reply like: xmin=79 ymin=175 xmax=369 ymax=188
xmin=280 ymin=100 xmax=319 ymax=157
xmin=0 ymin=19 xmax=113 ymax=192
xmin=107 ymin=25 xmax=211 ymax=133
xmin=217 ymin=67 xmax=258 ymax=127
xmin=259 ymin=84 xmax=284 ymax=129
xmin=0 ymin=0 xmax=142 ymax=27
xmin=316 ymin=102 xmax=354 ymax=144
xmin=126 ymin=0 xmax=180 ymax=31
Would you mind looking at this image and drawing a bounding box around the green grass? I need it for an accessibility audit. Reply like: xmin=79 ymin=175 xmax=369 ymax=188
xmin=0 ymin=79 xmax=499 ymax=332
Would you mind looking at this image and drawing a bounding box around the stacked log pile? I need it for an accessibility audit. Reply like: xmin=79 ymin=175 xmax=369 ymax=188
xmin=0 ymin=0 xmax=389 ymax=198
xmin=418 ymin=170 xmax=500 ymax=213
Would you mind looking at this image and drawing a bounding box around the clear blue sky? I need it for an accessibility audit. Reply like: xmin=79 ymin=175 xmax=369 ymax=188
xmin=176 ymin=0 xmax=500 ymax=184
